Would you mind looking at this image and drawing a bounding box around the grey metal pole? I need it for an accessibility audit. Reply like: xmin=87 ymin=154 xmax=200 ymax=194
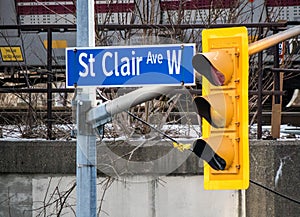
xmin=76 ymin=0 xmax=97 ymax=216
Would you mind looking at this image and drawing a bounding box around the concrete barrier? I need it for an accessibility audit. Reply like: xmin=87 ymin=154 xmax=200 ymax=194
xmin=247 ymin=140 xmax=300 ymax=217
xmin=0 ymin=139 xmax=299 ymax=216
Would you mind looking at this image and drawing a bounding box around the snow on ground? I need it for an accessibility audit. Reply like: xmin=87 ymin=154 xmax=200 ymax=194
xmin=249 ymin=124 xmax=300 ymax=140
xmin=1 ymin=123 xmax=300 ymax=141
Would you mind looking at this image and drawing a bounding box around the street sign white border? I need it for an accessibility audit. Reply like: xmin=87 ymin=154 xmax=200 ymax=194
xmin=65 ymin=43 xmax=196 ymax=88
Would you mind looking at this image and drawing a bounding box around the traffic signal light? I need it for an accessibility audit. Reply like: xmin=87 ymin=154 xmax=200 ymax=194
xmin=192 ymin=27 xmax=249 ymax=190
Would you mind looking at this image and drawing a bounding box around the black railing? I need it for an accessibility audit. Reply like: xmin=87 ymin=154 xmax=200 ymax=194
xmin=0 ymin=21 xmax=299 ymax=139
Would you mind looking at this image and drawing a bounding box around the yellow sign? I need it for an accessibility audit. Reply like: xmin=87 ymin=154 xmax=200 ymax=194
xmin=0 ymin=46 xmax=24 ymax=62
xmin=43 ymin=40 xmax=67 ymax=49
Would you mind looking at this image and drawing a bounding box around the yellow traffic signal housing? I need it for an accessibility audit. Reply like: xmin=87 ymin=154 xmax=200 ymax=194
xmin=192 ymin=27 xmax=249 ymax=190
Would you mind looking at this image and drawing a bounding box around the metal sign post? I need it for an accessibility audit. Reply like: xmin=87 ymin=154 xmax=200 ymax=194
xmin=76 ymin=0 xmax=97 ymax=216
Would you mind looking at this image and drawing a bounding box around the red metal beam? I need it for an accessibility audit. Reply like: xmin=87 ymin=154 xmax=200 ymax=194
xmin=17 ymin=2 xmax=134 ymax=15
xmin=266 ymin=0 xmax=300 ymax=7
xmin=160 ymin=0 xmax=237 ymax=10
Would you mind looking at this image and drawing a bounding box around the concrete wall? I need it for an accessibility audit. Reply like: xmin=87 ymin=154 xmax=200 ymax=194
xmin=0 ymin=140 xmax=242 ymax=217
xmin=247 ymin=140 xmax=300 ymax=217
xmin=0 ymin=140 xmax=299 ymax=216
xmin=0 ymin=174 xmax=240 ymax=217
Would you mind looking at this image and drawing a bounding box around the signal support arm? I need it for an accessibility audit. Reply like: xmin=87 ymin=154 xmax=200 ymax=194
xmin=86 ymin=85 xmax=176 ymax=134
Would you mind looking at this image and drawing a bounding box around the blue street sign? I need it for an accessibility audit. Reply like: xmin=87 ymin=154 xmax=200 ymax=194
xmin=66 ymin=44 xmax=195 ymax=87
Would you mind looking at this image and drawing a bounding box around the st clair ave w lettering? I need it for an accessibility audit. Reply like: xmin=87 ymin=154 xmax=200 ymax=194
xmin=77 ymin=49 xmax=182 ymax=78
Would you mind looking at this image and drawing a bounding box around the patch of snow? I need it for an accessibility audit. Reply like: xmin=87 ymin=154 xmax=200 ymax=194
xmin=250 ymin=124 xmax=300 ymax=140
